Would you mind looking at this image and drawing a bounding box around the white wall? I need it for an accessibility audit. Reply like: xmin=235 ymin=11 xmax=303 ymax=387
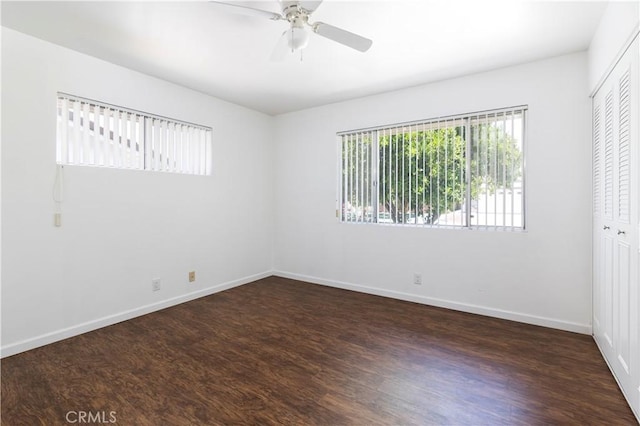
xmin=273 ymin=52 xmax=592 ymax=333
xmin=1 ymin=24 xmax=597 ymax=357
xmin=588 ymin=1 xmax=639 ymax=93
xmin=1 ymin=28 xmax=274 ymax=356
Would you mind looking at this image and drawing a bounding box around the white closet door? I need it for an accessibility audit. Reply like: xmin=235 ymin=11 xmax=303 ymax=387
xmin=592 ymin=35 xmax=639 ymax=417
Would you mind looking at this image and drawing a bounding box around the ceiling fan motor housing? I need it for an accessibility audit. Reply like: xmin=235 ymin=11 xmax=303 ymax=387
xmin=282 ymin=2 xmax=310 ymax=51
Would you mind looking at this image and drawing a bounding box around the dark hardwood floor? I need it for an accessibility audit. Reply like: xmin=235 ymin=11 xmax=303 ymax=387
xmin=2 ymin=276 xmax=637 ymax=425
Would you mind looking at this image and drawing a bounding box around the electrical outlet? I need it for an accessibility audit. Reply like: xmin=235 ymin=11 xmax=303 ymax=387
xmin=188 ymin=271 xmax=196 ymax=282
xmin=413 ymin=273 xmax=422 ymax=285
xmin=152 ymin=278 xmax=161 ymax=292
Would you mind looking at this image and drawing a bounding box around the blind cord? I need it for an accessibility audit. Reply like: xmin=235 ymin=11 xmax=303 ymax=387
xmin=53 ymin=164 xmax=64 ymax=212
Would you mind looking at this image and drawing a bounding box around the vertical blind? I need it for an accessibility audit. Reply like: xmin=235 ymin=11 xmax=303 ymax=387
xmin=339 ymin=106 xmax=526 ymax=230
xmin=56 ymin=94 xmax=212 ymax=175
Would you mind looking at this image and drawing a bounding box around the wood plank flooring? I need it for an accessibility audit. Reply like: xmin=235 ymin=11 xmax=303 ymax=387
xmin=2 ymin=276 xmax=637 ymax=425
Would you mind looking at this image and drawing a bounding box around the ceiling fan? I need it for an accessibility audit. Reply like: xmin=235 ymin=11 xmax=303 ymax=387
xmin=210 ymin=0 xmax=373 ymax=59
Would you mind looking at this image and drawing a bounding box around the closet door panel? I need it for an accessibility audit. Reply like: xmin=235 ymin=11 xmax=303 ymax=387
xmin=618 ymin=69 xmax=631 ymax=225
xmin=593 ymin=35 xmax=639 ymax=418
xmin=603 ymin=233 xmax=615 ymax=350
xmin=615 ymin=240 xmax=631 ymax=375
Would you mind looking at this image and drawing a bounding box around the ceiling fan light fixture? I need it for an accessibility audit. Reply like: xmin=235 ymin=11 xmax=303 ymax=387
xmin=287 ymin=26 xmax=309 ymax=51
xmin=211 ymin=1 xmax=373 ymax=56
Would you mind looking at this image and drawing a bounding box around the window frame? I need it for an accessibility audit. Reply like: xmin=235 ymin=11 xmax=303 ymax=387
xmin=337 ymin=106 xmax=527 ymax=231
xmin=56 ymin=93 xmax=213 ymax=176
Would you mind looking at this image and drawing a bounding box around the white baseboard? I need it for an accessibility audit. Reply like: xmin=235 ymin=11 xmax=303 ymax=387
xmin=1 ymin=271 xmax=273 ymax=358
xmin=273 ymin=270 xmax=592 ymax=335
xmin=2 ymin=270 xmax=592 ymax=358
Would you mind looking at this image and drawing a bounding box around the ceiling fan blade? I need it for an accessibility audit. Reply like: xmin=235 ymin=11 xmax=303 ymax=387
xmin=299 ymin=1 xmax=323 ymax=13
xmin=312 ymin=22 xmax=372 ymax=52
xmin=209 ymin=1 xmax=283 ymax=20
xmin=270 ymin=31 xmax=291 ymax=61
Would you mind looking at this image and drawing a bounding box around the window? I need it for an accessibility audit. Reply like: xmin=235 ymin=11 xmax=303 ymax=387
xmin=56 ymin=93 xmax=212 ymax=175
xmin=339 ymin=106 xmax=526 ymax=230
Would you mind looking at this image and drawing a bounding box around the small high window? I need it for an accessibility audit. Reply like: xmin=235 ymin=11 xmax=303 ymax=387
xmin=56 ymin=94 xmax=212 ymax=175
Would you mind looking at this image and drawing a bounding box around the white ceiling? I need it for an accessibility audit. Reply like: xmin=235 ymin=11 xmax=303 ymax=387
xmin=2 ymin=1 xmax=607 ymax=115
